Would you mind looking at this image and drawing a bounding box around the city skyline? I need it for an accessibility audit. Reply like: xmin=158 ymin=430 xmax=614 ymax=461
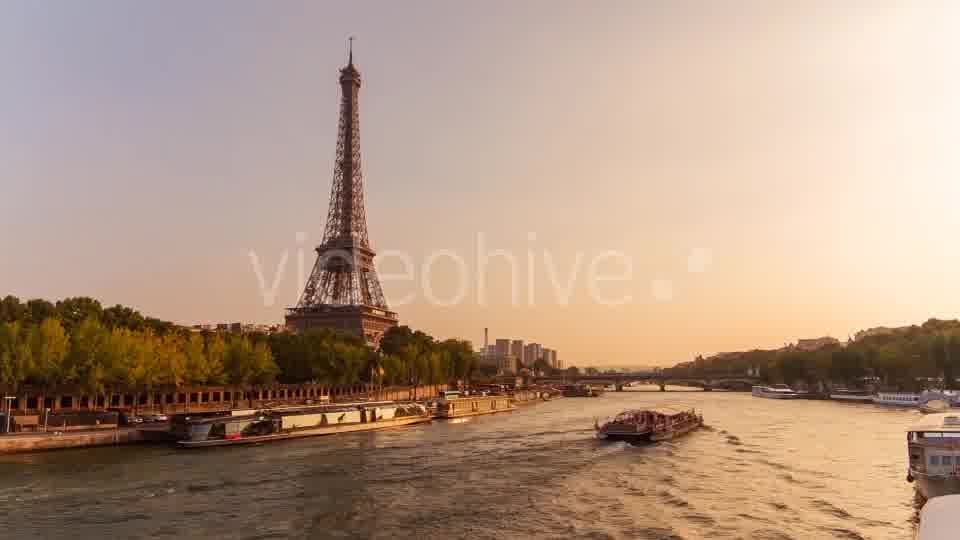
xmin=5 ymin=2 xmax=960 ymax=367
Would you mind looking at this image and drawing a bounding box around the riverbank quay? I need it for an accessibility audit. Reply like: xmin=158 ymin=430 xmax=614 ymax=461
xmin=0 ymin=424 xmax=170 ymax=454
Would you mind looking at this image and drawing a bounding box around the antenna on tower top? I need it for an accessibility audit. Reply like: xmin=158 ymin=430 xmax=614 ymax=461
xmin=348 ymin=36 xmax=354 ymax=65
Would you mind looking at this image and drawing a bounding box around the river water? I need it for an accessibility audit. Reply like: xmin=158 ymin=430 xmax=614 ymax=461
xmin=0 ymin=389 xmax=922 ymax=540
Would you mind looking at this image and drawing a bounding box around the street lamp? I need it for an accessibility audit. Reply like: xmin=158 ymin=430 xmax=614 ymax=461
xmin=2 ymin=397 xmax=14 ymax=434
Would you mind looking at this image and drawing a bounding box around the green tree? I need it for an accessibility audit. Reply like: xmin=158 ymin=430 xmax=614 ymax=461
xmin=56 ymin=297 xmax=104 ymax=329
xmin=946 ymin=334 xmax=960 ymax=389
xmin=776 ymin=352 xmax=807 ymax=385
xmin=0 ymin=321 xmax=32 ymax=390
xmin=381 ymin=354 xmax=406 ymax=385
xmin=829 ymin=349 xmax=866 ymax=386
xmin=183 ymin=334 xmax=223 ymax=385
xmin=224 ymin=336 xmax=277 ymax=386
xmin=102 ymin=305 xmax=146 ymax=331
xmin=437 ymin=339 xmax=474 ymax=383
xmin=149 ymin=333 xmax=185 ymax=390
xmin=33 ymin=318 xmax=72 ymax=389
xmin=0 ymin=296 xmax=25 ymax=323
xmin=64 ymin=318 xmax=110 ymax=395
xmin=25 ymin=299 xmax=56 ymax=325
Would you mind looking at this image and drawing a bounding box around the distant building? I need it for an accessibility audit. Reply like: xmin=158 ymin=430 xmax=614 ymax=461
xmin=795 ymin=337 xmax=840 ymax=351
xmin=525 ymin=343 xmax=543 ymax=365
xmin=200 ymin=322 xmax=282 ymax=334
xmin=495 ymin=339 xmax=511 ymax=358
xmin=544 ymin=349 xmax=559 ymax=369
xmin=511 ymin=340 xmax=525 ymax=366
xmin=496 ymin=354 xmax=519 ymax=375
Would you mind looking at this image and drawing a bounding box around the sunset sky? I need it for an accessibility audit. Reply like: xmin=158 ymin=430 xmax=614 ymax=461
xmin=4 ymin=1 xmax=960 ymax=367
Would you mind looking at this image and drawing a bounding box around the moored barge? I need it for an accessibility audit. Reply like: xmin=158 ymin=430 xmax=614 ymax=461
xmin=434 ymin=395 xmax=515 ymax=419
xmin=561 ymin=384 xmax=603 ymax=397
xmin=907 ymin=413 xmax=960 ymax=499
xmin=595 ymin=406 xmax=703 ymax=442
xmin=174 ymin=401 xmax=430 ymax=448
xmin=751 ymin=384 xmax=802 ymax=399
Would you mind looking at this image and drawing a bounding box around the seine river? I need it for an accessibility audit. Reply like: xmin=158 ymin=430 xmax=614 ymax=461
xmin=0 ymin=389 xmax=921 ymax=539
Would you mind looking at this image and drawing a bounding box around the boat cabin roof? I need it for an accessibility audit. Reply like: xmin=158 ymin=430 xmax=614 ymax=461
xmin=441 ymin=395 xmax=503 ymax=402
xmin=616 ymin=406 xmax=691 ymax=417
xmin=909 ymin=413 xmax=960 ymax=432
xmin=180 ymin=402 xmax=401 ymax=425
xmin=183 ymin=413 xmax=263 ymax=425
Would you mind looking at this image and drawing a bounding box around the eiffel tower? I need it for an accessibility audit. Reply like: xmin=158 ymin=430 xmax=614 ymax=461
xmin=286 ymin=44 xmax=398 ymax=346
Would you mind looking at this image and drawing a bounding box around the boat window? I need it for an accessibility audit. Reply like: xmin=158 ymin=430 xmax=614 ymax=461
xmin=944 ymin=455 xmax=954 ymax=466
xmin=921 ymin=432 xmax=960 ymax=438
xmin=930 ymin=455 xmax=941 ymax=466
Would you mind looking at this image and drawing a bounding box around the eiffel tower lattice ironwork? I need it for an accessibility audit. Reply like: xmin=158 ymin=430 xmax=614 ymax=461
xmin=286 ymin=46 xmax=397 ymax=346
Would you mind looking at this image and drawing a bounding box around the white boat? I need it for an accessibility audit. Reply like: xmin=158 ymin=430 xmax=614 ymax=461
xmin=174 ymin=401 xmax=431 ymax=448
xmin=917 ymin=494 xmax=960 ymax=539
xmin=874 ymin=392 xmax=922 ymax=407
xmin=907 ymin=413 xmax=960 ymax=500
xmin=877 ymin=390 xmax=959 ymax=408
xmin=595 ymin=407 xmax=702 ymax=442
xmin=751 ymin=384 xmax=802 ymax=399
xmin=828 ymin=389 xmax=875 ymax=403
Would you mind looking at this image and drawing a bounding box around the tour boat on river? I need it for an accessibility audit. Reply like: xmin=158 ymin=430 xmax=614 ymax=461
xmin=751 ymin=384 xmax=802 ymax=399
xmin=595 ymin=407 xmax=703 ymax=443
xmin=174 ymin=401 xmax=431 ymax=448
xmin=906 ymin=413 xmax=960 ymax=499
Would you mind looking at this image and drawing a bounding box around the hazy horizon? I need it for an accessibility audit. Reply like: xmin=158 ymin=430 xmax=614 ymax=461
xmin=4 ymin=1 xmax=960 ymax=367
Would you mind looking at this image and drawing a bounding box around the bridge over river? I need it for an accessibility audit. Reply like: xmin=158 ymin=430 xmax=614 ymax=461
xmin=532 ymin=371 xmax=761 ymax=392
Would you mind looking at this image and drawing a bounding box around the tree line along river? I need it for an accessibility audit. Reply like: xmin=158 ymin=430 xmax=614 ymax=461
xmin=0 ymin=389 xmax=921 ymax=540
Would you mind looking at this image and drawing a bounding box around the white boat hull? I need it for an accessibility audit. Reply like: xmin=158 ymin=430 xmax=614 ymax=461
xmin=873 ymin=399 xmax=920 ymax=407
xmin=829 ymin=394 xmax=874 ymax=403
xmin=178 ymin=415 xmax=431 ymax=448
xmin=649 ymin=418 xmax=703 ymax=441
xmin=752 ymin=390 xmax=800 ymax=399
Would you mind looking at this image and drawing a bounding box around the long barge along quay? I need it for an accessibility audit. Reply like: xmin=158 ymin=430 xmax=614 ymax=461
xmin=175 ymin=401 xmax=431 ymax=448
xmin=0 ymin=384 xmax=557 ymax=454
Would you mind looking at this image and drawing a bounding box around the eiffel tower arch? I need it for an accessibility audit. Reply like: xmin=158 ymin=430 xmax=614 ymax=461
xmin=286 ymin=48 xmax=398 ymax=346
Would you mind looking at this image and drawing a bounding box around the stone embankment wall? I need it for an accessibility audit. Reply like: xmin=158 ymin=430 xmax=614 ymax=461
xmin=0 ymin=427 xmax=149 ymax=453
